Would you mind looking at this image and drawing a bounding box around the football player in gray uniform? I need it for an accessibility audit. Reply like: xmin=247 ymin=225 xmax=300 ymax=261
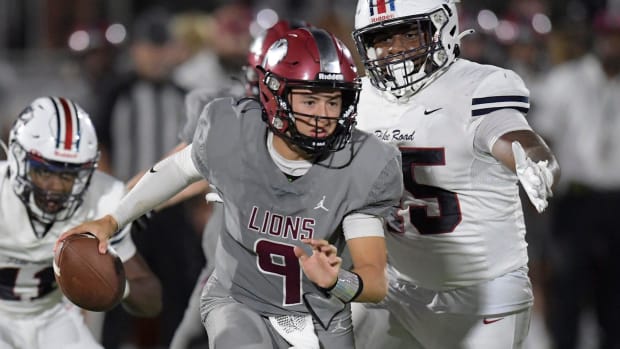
xmin=167 ymin=20 xmax=311 ymax=349
xmin=58 ymin=27 xmax=403 ymax=349
xmin=0 ymin=97 xmax=161 ymax=349
xmin=351 ymin=0 xmax=560 ymax=348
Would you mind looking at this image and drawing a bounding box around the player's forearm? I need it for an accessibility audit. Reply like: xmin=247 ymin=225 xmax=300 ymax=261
xmin=494 ymin=130 xmax=561 ymax=191
xmin=122 ymin=276 xmax=163 ymax=317
xmin=345 ymin=236 xmax=388 ymax=303
xmin=112 ymin=145 xmax=202 ymax=228
xmin=352 ymin=265 xmax=387 ymax=303
xmin=155 ymin=179 xmax=210 ymax=211
xmin=127 ymin=142 xmax=190 ymax=192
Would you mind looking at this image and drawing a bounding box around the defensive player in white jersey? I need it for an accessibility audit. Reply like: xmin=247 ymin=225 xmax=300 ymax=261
xmin=351 ymin=1 xmax=560 ymax=348
xmin=0 ymin=97 xmax=162 ymax=349
xmin=58 ymin=27 xmax=403 ymax=349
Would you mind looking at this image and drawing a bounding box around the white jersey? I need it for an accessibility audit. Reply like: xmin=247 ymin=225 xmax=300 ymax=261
xmin=357 ymin=59 xmax=531 ymax=290
xmin=0 ymin=163 xmax=136 ymax=315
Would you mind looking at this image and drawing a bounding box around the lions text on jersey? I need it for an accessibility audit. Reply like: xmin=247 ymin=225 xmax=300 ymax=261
xmin=191 ymin=97 xmax=402 ymax=316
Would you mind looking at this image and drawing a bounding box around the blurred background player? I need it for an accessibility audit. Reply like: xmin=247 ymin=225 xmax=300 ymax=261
xmin=94 ymin=6 xmax=185 ymax=181
xmin=58 ymin=26 xmax=402 ymax=349
xmin=529 ymin=9 xmax=620 ymax=349
xmin=172 ymin=1 xmax=253 ymax=92
xmin=0 ymin=97 xmax=161 ymax=349
xmin=351 ymin=0 xmax=560 ymax=348
xmin=91 ymin=7 xmax=205 ymax=348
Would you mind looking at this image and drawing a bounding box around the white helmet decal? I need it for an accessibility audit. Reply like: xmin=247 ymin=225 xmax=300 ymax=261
xmin=367 ymin=0 xmax=397 ymax=23
xmin=52 ymin=97 xmax=81 ymax=158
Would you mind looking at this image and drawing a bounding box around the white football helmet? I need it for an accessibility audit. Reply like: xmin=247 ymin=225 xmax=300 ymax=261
xmin=353 ymin=0 xmax=463 ymax=100
xmin=8 ymin=97 xmax=98 ymax=231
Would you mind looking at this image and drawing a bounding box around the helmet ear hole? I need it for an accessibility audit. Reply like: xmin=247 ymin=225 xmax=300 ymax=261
xmin=272 ymin=116 xmax=285 ymax=131
xmin=265 ymin=74 xmax=281 ymax=92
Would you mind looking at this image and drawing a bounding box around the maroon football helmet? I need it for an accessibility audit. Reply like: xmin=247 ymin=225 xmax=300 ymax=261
xmin=258 ymin=27 xmax=361 ymax=155
xmin=245 ymin=20 xmax=310 ymax=97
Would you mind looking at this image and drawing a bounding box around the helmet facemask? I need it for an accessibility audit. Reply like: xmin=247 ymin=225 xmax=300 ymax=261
xmin=10 ymin=141 xmax=97 ymax=227
xmin=261 ymin=71 xmax=360 ymax=157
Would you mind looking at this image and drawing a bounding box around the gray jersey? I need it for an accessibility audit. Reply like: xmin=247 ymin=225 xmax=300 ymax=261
xmin=180 ymin=85 xmax=244 ymax=144
xmin=191 ymin=97 xmax=402 ymax=316
xmin=180 ymin=87 xmax=243 ymax=277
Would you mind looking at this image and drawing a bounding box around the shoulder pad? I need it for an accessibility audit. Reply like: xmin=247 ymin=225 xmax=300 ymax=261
xmin=471 ymin=68 xmax=530 ymax=117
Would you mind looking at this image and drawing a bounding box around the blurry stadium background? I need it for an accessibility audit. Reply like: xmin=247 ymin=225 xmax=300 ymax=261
xmin=0 ymin=1 xmax=617 ymax=349
xmin=0 ymin=0 xmax=611 ymax=136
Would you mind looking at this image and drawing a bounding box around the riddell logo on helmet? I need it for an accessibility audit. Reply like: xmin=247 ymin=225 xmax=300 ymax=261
xmin=54 ymin=150 xmax=78 ymax=158
xmin=318 ymin=72 xmax=344 ymax=80
xmin=371 ymin=14 xmax=395 ymax=23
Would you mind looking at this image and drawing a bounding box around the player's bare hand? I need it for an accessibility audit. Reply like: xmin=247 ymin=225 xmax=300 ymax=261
xmin=55 ymin=215 xmax=119 ymax=254
xmin=294 ymin=239 xmax=341 ymax=289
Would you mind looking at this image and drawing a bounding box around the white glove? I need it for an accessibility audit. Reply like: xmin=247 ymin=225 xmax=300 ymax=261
xmin=512 ymin=141 xmax=554 ymax=213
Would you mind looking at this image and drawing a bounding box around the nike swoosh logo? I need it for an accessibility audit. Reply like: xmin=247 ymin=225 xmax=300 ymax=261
xmin=424 ymin=107 xmax=442 ymax=115
xmin=149 ymin=166 xmax=157 ymax=173
xmin=483 ymin=317 xmax=504 ymax=325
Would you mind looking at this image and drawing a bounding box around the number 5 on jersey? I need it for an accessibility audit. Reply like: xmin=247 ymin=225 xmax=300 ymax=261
xmin=397 ymin=148 xmax=462 ymax=235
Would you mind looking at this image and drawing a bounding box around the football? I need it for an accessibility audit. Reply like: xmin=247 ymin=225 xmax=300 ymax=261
xmin=53 ymin=233 xmax=126 ymax=311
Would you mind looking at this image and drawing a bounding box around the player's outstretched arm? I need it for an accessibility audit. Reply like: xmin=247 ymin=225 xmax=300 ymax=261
xmin=492 ymin=129 xmax=561 ymax=212
xmin=57 ymin=145 xmax=204 ymax=253
xmin=126 ymin=142 xmax=210 ymax=212
xmin=126 ymin=141 xmax=189 ymax=190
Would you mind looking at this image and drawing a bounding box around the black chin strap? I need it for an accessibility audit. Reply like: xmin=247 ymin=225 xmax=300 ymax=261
xmin=27 ymin=211 xmax=55 ymax=239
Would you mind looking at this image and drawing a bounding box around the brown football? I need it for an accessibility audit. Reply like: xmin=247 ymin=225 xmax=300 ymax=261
xmin=53 ymin=233 xmax=126 ymax=311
